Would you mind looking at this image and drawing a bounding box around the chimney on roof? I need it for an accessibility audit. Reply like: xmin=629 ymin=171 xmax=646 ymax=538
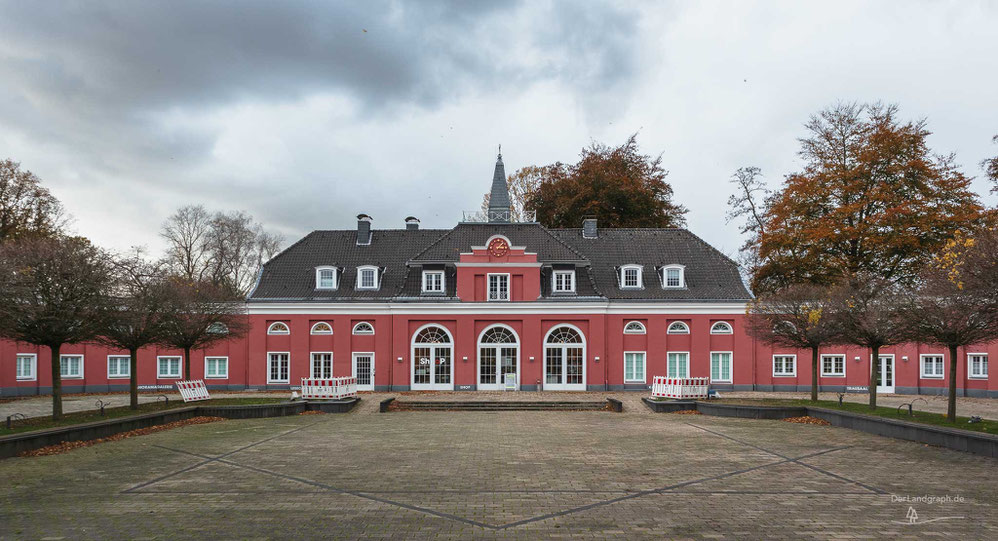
xmin=582 ymin=217 xmax=598 ymax=239
xmin=405 ymin=216 xmax=420 ymax=230
xmin=487 ymin=149 xmax=511 ymax=223
xmin=357 ymin=214 xmax=372 ymax=245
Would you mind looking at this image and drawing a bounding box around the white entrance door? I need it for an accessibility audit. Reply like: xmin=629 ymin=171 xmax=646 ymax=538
xmin=353 ymin=353 xmax=374 ymax=391
xmin=543 ymin=326 xmax=586 ymax=391
xmin=411 ymin=325 xmax=453 ymax=391
xmin=875 ymin=354 xmax=895 ymax=394
xmin=478 ymin=325 xmax=519 ymax=391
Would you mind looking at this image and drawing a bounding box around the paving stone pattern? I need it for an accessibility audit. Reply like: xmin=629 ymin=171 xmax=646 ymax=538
xmin=1 ymin=403 xmax=995 ymax=539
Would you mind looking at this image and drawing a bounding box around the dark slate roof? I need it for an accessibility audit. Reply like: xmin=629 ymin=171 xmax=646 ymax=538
xmin=248 ymin=229 xmax=448 ymax=301
xmin=248 ymin=223 xmax=751 ymax=303
xmin=487 ymin=155 xmax=511 ymax=213
xmin=550 ymin=228 xmax=752 ymax=301
xmin=410 ymin=223 xmax=585 ymax=263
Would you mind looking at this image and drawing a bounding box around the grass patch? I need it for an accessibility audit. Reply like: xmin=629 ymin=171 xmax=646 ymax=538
xmin=0 ymin=397 xmax=287 ymax=436
xmin=717 ymin=398 xmax=997 ymax=434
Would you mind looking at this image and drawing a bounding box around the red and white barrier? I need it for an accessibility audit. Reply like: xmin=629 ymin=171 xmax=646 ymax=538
xmin=300 ymin=377 xmax=357 ymax=400
xmin=176 ymin=379 xmax=211 ymax=403
xmin=651 ymin=376 xmax=710 ymax=399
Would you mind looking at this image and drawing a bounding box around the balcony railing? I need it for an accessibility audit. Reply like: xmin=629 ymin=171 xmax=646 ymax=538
xmin=462 ymin=210 xmax=537 ymax=223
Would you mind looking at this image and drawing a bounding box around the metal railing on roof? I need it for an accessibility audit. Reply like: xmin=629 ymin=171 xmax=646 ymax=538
xmin=461 ymin=210 xmax=537 ymax=223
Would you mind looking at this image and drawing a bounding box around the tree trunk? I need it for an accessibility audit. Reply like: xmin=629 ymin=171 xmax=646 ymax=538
xmin=947 ymin=343 xmax=958 ymax=422
xmin=50 ymin=343 xmax=63 ymax=421
xmin=184 ymin=346 xmax=192 ymax=380
xmin=869 ymin=345 xmax=879 ymax=410
xmin=129 ymin=348 xmax=139 ymax=410
xmin=810 ymin=345 xmax=819 ymax=402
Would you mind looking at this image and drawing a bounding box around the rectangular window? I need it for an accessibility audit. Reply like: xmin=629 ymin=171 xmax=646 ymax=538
xmin=108 ymin=355 xmax=131 ymax=378
xmin=553 ymin=270 xmax=575 ymax=293
xmin=821 ymin=355 xmax=845 ymax=377
xmin=710 ymin=352 xmax=732 ymax=383
xmin=157 ymin=356 xmax=181 ymax=378
xmin=16 ymin=354 xmax=37 ymax=381
xmin=487 ymin=273 xmax=510 ymax=301
xmin=921 ymin=355 xmax=944 ymax=379
xmin=664 ymin=267 xmax=682 ymax=287
xmin=359 ymin=268 xmax=377 ymax=289
xmin=667 ymin=352 xmax=689 ymax=378
xmin=205 ymin=357 xmax=229 ymax=379
xmin=422 ymin=271 xmax=444 ymax=293
xmin=268 ymin=352 xmax=290 ymax=383
xmin=317 ymin=268 xmax=336 ymax=289
xmin=622 ymin=267 xmax=640 ymax=288
xmin=773 ymin=355 xmax=797 ymax=377
xmin=624 ymin=352 xmax=646 ymax=383
xmin=311 ymin=352 xmax=333 ymax=379
xmin=968 ymin=354 xmax=988 ymax=379
xmin=60 ymin=355 xmax=84 ymax=378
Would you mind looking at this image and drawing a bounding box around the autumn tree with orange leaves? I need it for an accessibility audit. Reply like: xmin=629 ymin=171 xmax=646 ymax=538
xmin=735 ymin=103 xmax=986 ymax=294
xmin=525 ymin=135 xmax=687 ymax=229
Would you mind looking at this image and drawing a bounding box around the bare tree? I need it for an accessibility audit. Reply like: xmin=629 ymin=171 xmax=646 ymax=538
xmin=904 ymin=231 xmax=998 ymax=421
xmin=0 ymin=158 xmax=68 ymax=242
xmin=160 ymin=278 xmax=249 ymax=379
xmin=725 ymin=166 xmax=771 ymax=275
xmin=832 ymin=274 xmax=913 ymax=409
xmin=0 ymin=236 xmax=114 ymax=419
xmin=984 ymin=135 xmax=998 ymax=191
xmin=746 ymin=283 xmax=842 ymax=402
xmin=161 ymin=206 xmax=282 ymax=296
xmin=95 ymin=250 xmax=173 ymax=409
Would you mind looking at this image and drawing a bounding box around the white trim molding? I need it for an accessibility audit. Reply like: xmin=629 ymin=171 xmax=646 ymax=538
xmin=247 ymin=301 xmax=750 ymax=315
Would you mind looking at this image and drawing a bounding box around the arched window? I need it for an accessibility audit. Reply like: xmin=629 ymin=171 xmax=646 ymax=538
xmin=623 ymin=321 xmax=646 ymax=334
xmin=478 ymin=325 xmax=520 ymax=390
xmin=480 ymin=326 xmax=517 ymax=344
xmin=267 ymin=322 xmax=290 ymax=335
xmin=667 ymin=321 xmax=690 ymax=334
xmin=544 ymin=325 xmax=586 ymax=390
xmin=352 ymin=322 xmax=375 ymax=335
xmin=414 ymin=325 xmax=451 ymax=343
xmin=710 ymin=321 xmax=733 ymax=334
xmin=546 ymin=326 xmax=583 ymax=343
xmin=310 ymin=322 xmax=333 ymax=335
xmin=207 ymin=322 xmax=229 ymax=334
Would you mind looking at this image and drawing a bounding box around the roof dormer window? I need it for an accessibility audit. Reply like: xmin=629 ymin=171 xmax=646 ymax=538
xmin=356 ymin=266 xmax=379 ymax=290
xmin=620 ymin=265 xmax=642 ymax=289
xmin=315 ymin=266 xmax=338 ymax=290
xmin=552 ymin=270 xmax=575 ymax=293
xmin=661 ymin=265 xmax=685 ymax=288
xmin=422 ymin=270 xmax=445 ymax=293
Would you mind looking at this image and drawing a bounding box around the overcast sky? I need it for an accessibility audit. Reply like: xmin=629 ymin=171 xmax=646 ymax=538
xmin=1 ymin=1 xmax=996 ymax=258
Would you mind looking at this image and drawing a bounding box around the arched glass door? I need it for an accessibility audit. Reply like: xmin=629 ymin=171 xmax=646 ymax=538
xmin=412 ymin=325 xmax=453 ymax=391
xmin=544 ymin=326 xmax=586 ymax=391
xmin=478 ymin=325 xmax=519 ymax=391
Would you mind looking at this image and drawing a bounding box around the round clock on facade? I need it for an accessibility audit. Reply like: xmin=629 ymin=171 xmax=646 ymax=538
xmin=488 ymin=237 xmax=509 ymax=257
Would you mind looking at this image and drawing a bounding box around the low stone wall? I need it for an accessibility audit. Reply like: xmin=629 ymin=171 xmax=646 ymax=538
xmin=642 ymin=398 xmax=696 ymax=413
xmin=697 ymin=402 xmax=807 ymax=419
xmin=0 ymin=397 xmax=360 ymax=459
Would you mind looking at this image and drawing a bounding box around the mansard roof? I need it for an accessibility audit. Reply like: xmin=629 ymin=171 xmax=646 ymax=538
xmin=247 ymin=222 xmax=751 ymax=303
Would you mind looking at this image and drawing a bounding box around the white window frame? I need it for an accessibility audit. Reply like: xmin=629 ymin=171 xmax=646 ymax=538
xmin=710 ymin=351 xmax=733 ymax=383
xmin=59 ymin=354 xmax=84 ymax=379
xmin=623 ymin=321 xmax=646 ymax=334
xmin=205 ymin=356 xmax=229 ymax=379
xmin=315 ymin=266 xmax=338 ymax=290
xmin=620 ymin=265 xmax=642 ymax=289
xmin=772 ymin=355 xmax=797 ymax=377
xmin=661 ymin=265 xmax=685 ymax=288
xmin=267 ymin=321 xmax=290 ymax=335
xmin=16 ymin=353 xmax=37 ymax=381
xmin=352 ymin=321 xmax=375 ymax=335
xmin=311 ymin=352 xmax=333 ymax=379
xmin=667 ymin=321 xmax=690 ymax=334
xmin=710 ymin=321 xmax=733 ymax=334
xmin=267 ymin=352 xmax=291 ymax=384
xmin=310 ymin=322 xmax=333 ymax=335
xmin=422 ymin=270 xmax=445 ymax=293
xmin=356 ymin=265 xmax=379 ymax=290
xmin=666 ymin=351 xmax=690 ymax=378
xmin=107 ymin=355 xmax=131 ymax=379
xmin=968 ymin=353 xmax=988 ymax=379
xmin=821 ymin=354 xmax=845 ymax=377
xmin=487 ymin=273 xmax=510 ymax=302
xmin=157 ymin=356 xmax=182 ymax=379
xmin=920 ymin=354 xmax=945 ymax=379
xmin=623 ymin=351 xmax=646 ymax=383
xmin=552 ymin=270 xmax=576 ymax=293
